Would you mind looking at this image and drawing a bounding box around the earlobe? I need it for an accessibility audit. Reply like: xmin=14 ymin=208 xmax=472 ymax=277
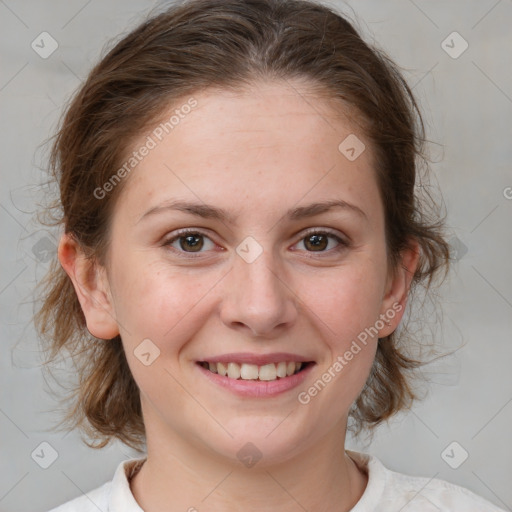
xmin=58 ymin=233 xmax=120 ymax=340
xmin=378 ymin=238 xmax=421 ymax=337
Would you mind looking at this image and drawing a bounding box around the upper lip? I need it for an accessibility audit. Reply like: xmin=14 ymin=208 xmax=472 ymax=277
xmin=197 ymin=352 xmax=314 ymax=366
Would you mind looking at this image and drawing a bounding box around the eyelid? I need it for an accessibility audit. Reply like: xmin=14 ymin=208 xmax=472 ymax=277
xmin=162 ymin=226 xmax=350 ymax=258
xmin=292 ymin=227 xmax=350 ymax=257
xmin=299 ymin=226 xmax=348 ymax=243
xmin=162 ymin=228 xmax=215 ymax=248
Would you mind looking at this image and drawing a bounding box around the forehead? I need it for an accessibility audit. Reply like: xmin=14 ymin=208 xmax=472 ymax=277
xmin=113 ymin=79 xmax=382 ymax=227
xmin=162 ymin=80 xmax=366 ymax=158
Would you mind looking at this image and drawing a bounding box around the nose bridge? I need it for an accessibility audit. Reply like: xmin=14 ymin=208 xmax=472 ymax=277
xmin=221 ymin=236 xmax=296 ymax=336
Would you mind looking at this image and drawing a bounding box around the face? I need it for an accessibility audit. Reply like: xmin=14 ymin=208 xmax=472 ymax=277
xmin=63 ymin=79 xmax=415 ymax=467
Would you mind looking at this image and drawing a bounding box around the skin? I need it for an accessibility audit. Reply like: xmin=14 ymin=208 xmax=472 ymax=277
xmin=59 ymin=79 xmax=419 ymax=512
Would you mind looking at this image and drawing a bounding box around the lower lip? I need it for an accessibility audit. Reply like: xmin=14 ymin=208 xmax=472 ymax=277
xmin=196 ymin=362 xmax=315 ymax=398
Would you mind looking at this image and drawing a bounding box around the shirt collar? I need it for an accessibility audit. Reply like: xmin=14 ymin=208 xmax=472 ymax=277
xmin=108 ymin=456 xmax=147 ymax=511
xmin=346 ymin=449 xmax=387 ymax=511
xmin=107 ymin=451 xmax=385 ymax=511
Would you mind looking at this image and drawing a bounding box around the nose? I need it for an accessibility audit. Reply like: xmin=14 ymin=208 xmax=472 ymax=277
xmin=219 ymin=245 xmax=298 ymax=338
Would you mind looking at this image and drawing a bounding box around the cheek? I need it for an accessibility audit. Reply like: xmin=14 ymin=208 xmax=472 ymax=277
xmin=298 ymin=258 xmax=385 ymax=343
xmin=111 ymin=239 xmax=386 ymax=356
xmin=110 ymin=259 xmax=217 ymax=398
xmin=295 ymin=264 xmax=382 ymax=415
xmin=111 ymin=255 xmax=222 ymax=346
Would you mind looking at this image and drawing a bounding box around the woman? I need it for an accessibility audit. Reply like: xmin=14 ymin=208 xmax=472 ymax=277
xmin=36 ymin=0 xmax=506 ymax=510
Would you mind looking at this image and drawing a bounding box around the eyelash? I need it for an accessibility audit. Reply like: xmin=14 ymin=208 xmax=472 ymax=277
xmin=162 ymin=227 xmax=350 ymax=259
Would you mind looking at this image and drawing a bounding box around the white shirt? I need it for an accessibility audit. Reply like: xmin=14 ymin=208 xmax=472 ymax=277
xmin=47 ymin=450 xmax=506 ymax=511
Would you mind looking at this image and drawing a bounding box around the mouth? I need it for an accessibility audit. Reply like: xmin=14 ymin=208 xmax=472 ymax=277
xmin=195 ymin=352 xmax=316 ymax=397
xmin=197 ymin=360 xmax=314 ymax=381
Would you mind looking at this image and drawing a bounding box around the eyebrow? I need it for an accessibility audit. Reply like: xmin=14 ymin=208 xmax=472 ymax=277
xmin=137 ymin=198 xmax=368 ymax=225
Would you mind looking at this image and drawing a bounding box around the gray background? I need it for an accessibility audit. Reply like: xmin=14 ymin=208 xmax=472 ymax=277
xmin=1 ymin=0 xmax=511 ymax=511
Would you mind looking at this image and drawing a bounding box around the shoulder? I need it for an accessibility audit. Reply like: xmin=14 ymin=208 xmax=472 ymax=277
xmin=347 ymin=450 xmax=506 ymax=512
xmin=46 ymin=481 xmax=110 ymax=512
xmin=383 ymin=467 xmax=505 ymax=511
xmin=45 ymin=457 xmax=146 ymax=512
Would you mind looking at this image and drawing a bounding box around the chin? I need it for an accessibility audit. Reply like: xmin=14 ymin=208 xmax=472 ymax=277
xmin=199 ymin=416 xmax=310 ymax=469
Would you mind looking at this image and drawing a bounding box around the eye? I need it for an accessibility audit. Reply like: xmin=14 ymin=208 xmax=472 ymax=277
xmin=162 ymin=227 xmax=349 ymax=259
xmin=163 ymin=229 xmax=216 ymax=256
xmin=293 ymin=228 xmax=349 ymax=255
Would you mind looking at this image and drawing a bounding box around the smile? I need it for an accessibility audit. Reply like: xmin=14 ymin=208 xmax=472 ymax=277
xmin=198 ymin=361 xmax=310 ymax=381
xmin=195 ymin=356 xmax=315 ymax=398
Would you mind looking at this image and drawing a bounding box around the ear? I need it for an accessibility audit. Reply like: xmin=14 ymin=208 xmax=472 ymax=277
xmin=377 ymin=238 xmax=420 ymax=338
xmin=58 ymin=232 xmax=120 ymax=340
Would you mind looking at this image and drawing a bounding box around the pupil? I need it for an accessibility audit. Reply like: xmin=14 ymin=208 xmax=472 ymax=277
xmin=181 ymin=234 xmax=203 ymax=252
xmin=178 ymin=233 xmax=329 ymax=253
xmin=307 ymin=234 xmax=327 ymax=251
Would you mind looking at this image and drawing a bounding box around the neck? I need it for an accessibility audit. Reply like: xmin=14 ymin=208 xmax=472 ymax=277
xmin=130 ymin=417 xmax=368 ymax=512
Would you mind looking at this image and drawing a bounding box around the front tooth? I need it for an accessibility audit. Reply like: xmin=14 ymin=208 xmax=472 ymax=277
xmin=259 ymin=363 xmax=277 ymax=381
xmin=276 ymin=361 xmax=287 ymax=378
xmin=227 ymin=362 xmax=241 ymax=379
xmin=286 ymin=362 xmax=296 ymax=376
xmin=208 ymin=362 xmax=218 ymax=373
xmin=217 ymin=362 xmax=228 ymax=376
xmin=240 ymin=363 xmax=259 ymax=380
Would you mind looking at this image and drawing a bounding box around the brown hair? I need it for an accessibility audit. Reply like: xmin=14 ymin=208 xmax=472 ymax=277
xmin=35 ymin=0 xmax=451 ymax=451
